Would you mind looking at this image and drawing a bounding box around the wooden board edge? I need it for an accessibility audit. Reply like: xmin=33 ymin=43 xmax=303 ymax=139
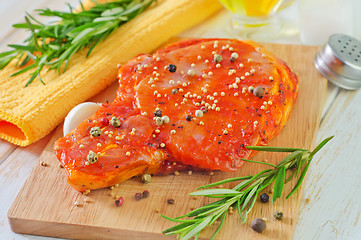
xmin=7 ymin=217 xmax=174 ymax=240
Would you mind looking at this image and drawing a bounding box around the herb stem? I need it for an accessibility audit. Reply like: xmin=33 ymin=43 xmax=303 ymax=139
xmin=162 ymin=136 xmax=334 ymax=240
xmin=0 ymin=0 xmax=155 ymax=87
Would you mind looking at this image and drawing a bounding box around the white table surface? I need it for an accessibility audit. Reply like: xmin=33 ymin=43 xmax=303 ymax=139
xmin=1 ymin=1 xmax=361 ymax=240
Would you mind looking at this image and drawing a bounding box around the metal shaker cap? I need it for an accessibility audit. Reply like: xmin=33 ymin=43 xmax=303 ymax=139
xmin=314 ymin=34 xmax=361 ymax=90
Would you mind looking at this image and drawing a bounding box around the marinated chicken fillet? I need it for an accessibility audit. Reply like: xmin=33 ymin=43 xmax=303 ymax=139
xmin=54 ymin=39 xmax=298 ymax=192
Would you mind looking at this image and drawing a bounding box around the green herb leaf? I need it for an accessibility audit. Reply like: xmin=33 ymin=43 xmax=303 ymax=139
xmin=0 ymin=0 xmax=155 ymax=86
xmin=162 ymin=137 xmax=333 ymax=240
xmin=272 ymin=165 xmax=286 ymax=203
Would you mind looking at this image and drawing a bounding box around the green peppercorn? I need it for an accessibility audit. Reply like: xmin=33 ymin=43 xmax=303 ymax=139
xmin=110 ymin=116 xmax=121 ymax=128
xmin=141 ymin=173 xmax=151 ymax=184
xmin=214 ymin=54 xmax=223 ymax=63
xmin=155 ymin=117 xmax=163 ymax=126
xmin=87 ymin=151 xmax=98 ymax=164
xmin=274 ymin=210 xmax=284 ymax=220
xmin=90 ymin=127 xmax=101 ymax=137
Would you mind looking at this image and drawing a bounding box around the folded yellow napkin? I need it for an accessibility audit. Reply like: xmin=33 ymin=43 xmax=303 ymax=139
xmin=0 ymin=0 xmax=221 ymax=146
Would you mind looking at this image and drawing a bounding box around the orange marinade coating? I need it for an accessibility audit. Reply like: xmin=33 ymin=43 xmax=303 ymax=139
xmin=54 ymin=39 xmax=298 ymax=192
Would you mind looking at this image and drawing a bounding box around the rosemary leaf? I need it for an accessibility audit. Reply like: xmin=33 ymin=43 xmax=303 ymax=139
xmin=272 ymin=165 xmax=286 ymax=203
xmin=0 ymin=0 xmax=155 ymax=87
xmin=162 ymin=136 xmax=334 ymax=240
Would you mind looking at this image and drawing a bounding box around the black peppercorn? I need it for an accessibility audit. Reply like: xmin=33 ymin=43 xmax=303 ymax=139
xmin=167 ymin=198 xmax=175 ymax=204
xmin=186 ymin=115 xmax=192 ymax=121
xmin=154 ymin=110 xmax=162 ymax=117
xmin=260 ymin=193 xmax=269 ymax=203
xmin=168 ymin=64 xmax=177 ymax=73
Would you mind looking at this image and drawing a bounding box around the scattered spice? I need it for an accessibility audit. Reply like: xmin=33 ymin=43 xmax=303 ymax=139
xmin=135 ymin=192 xmax=143 ymax=201
xmin=253 ymin=86 xmax=265 ymax=98
xmin=260 ymin=193 xmax=269 ymax=203
xmin=214 ymin=54 xmax=223 ymax=63
xmin=162 ymin=115 xmax=170 ymax=124
xmin=251 ymin=218 xmax=266 ymax=233
xmin=155 ymin=117 xmax=163 ymax=126
xmin=100 ymin=117 xmax=109 ymax=126
xmin=168 ymin=64 xmax=177 ymax=73
xmin=154 ymin=109 xmax=163 ymax=117
xmin=110 ymin=116 xmax=121 ymax=128
xmin=74 ymin=201 xmax=83 ymax=207
xmin=187 ymin=69 xmax=196 ymax=76
xmin=274 ymin=210 xmax=284 ymax=220
xmin=167 ymin=198 xmax=175 ymax=204
xmin=186 ymin=115 xmax=192 ymax=121
xmin=115 ymin=197 xmax=124 ymax=207
xmin=230 ymin=52 xmax=239 ymax=62
xmin=40 ymin=161 xmax=48 ymax=167
xmin=142 ymin=190 xmax=150 ymax=198
xmin=141 ymin=173 xmax=151 ymax=183
xmin=195 ymin=110 xmax=203 ymax=118
xmin=201 ymin=106 xmax=208 ymax=113
xmin=172 ymin=88 xmax=178 ymax=95
xmin=87 ymin=151 xmax=98 ymax=164
xmin=90 ymin=127 xmax=101 ymax=137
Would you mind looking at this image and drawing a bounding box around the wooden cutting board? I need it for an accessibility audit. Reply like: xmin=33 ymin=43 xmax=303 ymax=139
xmin=8 ymin=42 xmax=326 ymax=240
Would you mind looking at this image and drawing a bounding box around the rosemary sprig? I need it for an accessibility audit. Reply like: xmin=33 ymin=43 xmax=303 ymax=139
xmin=0 ymin=0 xmax=155 ymax=87
xmin=162 ymin=136 xmax=334 ymax=240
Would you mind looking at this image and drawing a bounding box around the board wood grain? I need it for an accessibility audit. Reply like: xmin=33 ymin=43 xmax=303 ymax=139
xmin=8 ymin=42 xmax=326 ymax=240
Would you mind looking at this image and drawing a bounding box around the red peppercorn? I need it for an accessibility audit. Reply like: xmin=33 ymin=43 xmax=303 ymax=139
xmin=135 ymin=192 xmax=143 ymax=201
xmin=101 ymin=117 xmax=109 ymax=126
xmin=115 ymin=197 xmax=124 ymax=207
xmin=142 ymin=190 xmax=150 ymax=198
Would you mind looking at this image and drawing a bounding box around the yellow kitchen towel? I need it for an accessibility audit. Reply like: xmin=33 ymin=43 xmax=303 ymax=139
xmin=0 ymin=0 xmax=221 ymax=146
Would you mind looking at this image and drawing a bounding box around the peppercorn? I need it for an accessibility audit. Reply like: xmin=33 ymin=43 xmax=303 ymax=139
xmin=162 ymin=116 xmax=170 ymax=124
xmin=110 ymin=116 xmax=121 ymax=128
xmin=274 ymin=210 xmax=284 ymax=220
xmin=167 ymin=198 xmax=175 ymax=204
xmin=115 ymin=197 xmax=124 ymax=207
xmin=87 ymin=151 xmax=98 ymax=164
xmin=251 ymin=218 xmax=266 ymax=233
xmin=201 ymin=106 xmax=208 ymax=113
xmin=230 ymin=52 xmax=239 ymax=62
xmin=135 ymin=192 xmax=143 ymax=201
xmin=214 ymin=54 xmax=223 ymax=63
xmin=155 ymin=117 xmax=163 ymax=126
xmin=90 ymin=127 xmax=101 ymax=137
xmin=142 ymin=190 xmax=150 ymax=198
xmin=253 ymin=86 xmax=265 ymax=98
xmin=172 ymin=89 xmax=178 ymax=95
xmin=141 ymin=173 xmax=151 ymax=184
xmin=100 ymin=117 xmax=109 ymax=126
xmin=168 ymin=64 xmax=177 ymax=73
xmin=195 ymin=110 xmax=203 ymax=118
xmin=154 ymin=109 xmax=162 ymax=117
xmin=186 ymin=115 xmax=192 ymax=121
xmin=260 ymin=193 xmax=269 ymax=203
